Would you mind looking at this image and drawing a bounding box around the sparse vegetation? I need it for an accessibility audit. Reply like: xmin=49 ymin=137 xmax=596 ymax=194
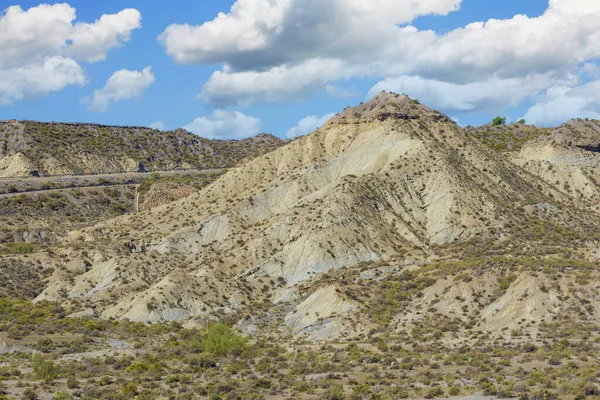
xmin=0 ymin=121 xmax=284 ymax=175
xmin=2 ymin=93 xmax=600 ymax=399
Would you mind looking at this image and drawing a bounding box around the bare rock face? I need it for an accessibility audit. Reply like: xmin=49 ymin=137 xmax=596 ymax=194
xmin=0 ymin=153 xmax=36 ymax=177
xmin=285 ymin=285 xmax=358 ymax=340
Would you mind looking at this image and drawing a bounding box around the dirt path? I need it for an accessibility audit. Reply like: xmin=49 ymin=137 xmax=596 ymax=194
xmin=0 ymin=168 xmax=224 ymax=198
xmin=0 ymin=168 xmax=224 ymax=185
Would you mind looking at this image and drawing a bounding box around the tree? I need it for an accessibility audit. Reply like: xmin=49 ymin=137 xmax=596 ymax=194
xmin=201 ymin=323 xmax=247 ymax=357
xmin=518 ymin=119 xmax=526 ymax=124
xmin=492 ymin=116 xmax=507 ymax=126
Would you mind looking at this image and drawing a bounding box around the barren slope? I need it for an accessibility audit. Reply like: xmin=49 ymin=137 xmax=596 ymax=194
xmin=28 ymin=93 xmax=600 ymax=339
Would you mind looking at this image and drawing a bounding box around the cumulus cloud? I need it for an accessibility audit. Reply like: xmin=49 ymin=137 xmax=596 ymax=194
xmin=523 ymin=80 xmax=600 ymax=127
xmin=200 ymin=58 xmax=351 ymax=108
xmin=159 ymin=0 xmax=461 ymax=68
xmin=160 ymin=0 xmax=600 ymax=110
xmin=0 ymin=4 xmax=141 ymax=66
xmin=149 ymin=121 xmax=167 ymax=131
xmin=0 ymin=3 xmax=141 ymax=104
xmin=0 ymin=56 xmax=86 ymax=105
xmin=183 ymin=110 xmax=261 ymax=139
xmin=367 ymin=73 xmax=571 ymax=113
xmin=67 ymin=8 xmax=142 ymax=63
xmin=87 ymin=67 xmax=155 ymax=112
xmin=285 ymin=113 xmax=335 ymax=138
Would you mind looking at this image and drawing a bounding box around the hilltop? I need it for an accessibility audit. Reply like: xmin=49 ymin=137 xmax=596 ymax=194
xmin=0 ymin=120 xmax=284 ymax=177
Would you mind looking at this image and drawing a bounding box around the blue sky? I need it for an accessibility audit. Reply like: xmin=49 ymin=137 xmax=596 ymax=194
xmin=1 ymin=0 xmax=600 ymax=139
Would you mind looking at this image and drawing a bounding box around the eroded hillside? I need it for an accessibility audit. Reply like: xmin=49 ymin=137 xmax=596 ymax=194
xmin=3 ymin=93 xmax=600 ymax=399
xmin=21 ymin=93 xmax=598 ymax=335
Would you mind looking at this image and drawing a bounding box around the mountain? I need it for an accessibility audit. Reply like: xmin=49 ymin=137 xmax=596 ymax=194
xmin=3 ymin=93 xmax=600 ymax=399
xmin=23 ymin=92 xmax=599 ymax=340
xmin=0 ymin=120 xmax=284 ymax=177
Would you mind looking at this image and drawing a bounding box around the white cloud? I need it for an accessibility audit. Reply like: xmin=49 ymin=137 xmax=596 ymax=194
xmin=149 ymin=121 xmax=167 ymax=131
xmin=67 ymin=8 xmax=142 ymax=63
xmin=523 ymin=80 xmax=600 ymax=127
xmin=160 ymin=0 xmax=600 ymax=111
xmin=367 ymin=73 xmax=570 ymax=113
xmin=0 ymin=4 xmax=74 ymax=68
xmin=200 ymin=58 xmax=350 ymax=107
xmin=0 ymin=57 xmax=86 ymax=105
xmin=0 ymin=4 xmax=141 ymax=105
xmin=183 ymin=110 xmax=261 ymax=139
xmin=0 ymin=4 xmax=141 ymax=66
xmin=88 ymin=67 xmax=155 ymax=112
xmin=285 ymin=113 xmax=335 ymax=138
xmin=159 ymin=0 xmax=461 ymax=67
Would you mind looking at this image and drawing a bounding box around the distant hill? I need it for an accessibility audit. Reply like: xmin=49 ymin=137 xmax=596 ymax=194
xmin=0 ymin=120 xmax=285 ymax=177
xmin=465 ymin=122 xmax=552 ymax=151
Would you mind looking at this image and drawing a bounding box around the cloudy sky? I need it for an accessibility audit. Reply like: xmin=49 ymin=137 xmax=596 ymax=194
xmin=1 ymin=0 xmax=600 ymax=139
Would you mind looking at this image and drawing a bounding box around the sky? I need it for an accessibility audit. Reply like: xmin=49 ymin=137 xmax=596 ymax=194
xmin=2 ymin=0 xmax=600 ymax=140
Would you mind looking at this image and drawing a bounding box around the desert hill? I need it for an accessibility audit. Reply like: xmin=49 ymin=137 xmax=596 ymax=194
xmin=3 ymin=93 xmax=600 ymax=399
xmin=17 ymin=92 xmax=598 ymax=345
xmin=0 ymin=120 xmax=284 ymax=177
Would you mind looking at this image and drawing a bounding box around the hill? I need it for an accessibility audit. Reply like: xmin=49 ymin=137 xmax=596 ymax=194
xmin=2 ymin=93 xmax=600 ymax=399
xmin=35 ymin=92 xmax=600 ymax=329
xmin=0 ymin=120 xmax=284 ymax=177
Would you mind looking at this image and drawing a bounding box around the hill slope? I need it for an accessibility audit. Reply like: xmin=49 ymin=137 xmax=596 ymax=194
xmin=27 ymin=93 xmax=600 ymax=342
xmin=0 ymin=120 xmax=284 ymax=177
xmin=3 ymin=94 xmax=600 ymax=399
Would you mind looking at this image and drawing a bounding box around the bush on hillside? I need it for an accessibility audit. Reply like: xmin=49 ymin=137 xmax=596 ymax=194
xmin=492 ymin=116 xmax=507 ymax=126
xmin=201 ymin=323 xmax=247 ymax=357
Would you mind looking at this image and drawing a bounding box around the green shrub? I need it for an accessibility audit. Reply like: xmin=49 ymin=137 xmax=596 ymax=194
xmin=22 ymin=388 xmax=38 ymax=400
xmin=32 ymin=354 xmax=57 ymax=383
xmin=201 ymin=323 xmax=248 ymax=357
xmin=325 ymin=383 xmax=345 ymax=400
xmin=53 ymin=393 xmax=73 ymax=400
xmin=122 ymin=382 xmax=138 ymax=396
xmin=425 ymin=386 xmax=444 ymax=398
xmin=492 ymin=116 xmax=507 ymax=126
xmin=7 ymin=242 xmax=35 ymax=254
